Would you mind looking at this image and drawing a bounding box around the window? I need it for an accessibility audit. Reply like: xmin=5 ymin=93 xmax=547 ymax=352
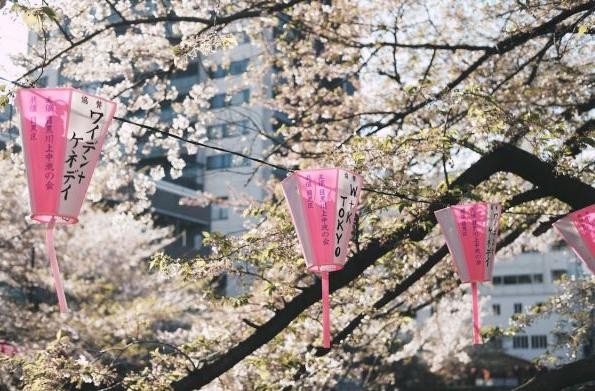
xmin=551 ymin=269 xmax=567 ymax=281
xmin=513 ymin=335 xmax=529 ymax=349
xmin=207 ymin=124 xmax=227 ymax=139
xmin=209 ymin=93 xmax=226 ymax=109
xmin=206 ymin=154 xmax=250 ymax=170
xmin=206 ymin=154 xmax=232 ymax=170
xmin=493 ymin=274 xmax=543 ymax=285
xmin=209 ymin=90 xmax=250 ymax=109
xmin=230 ymin=89 xmax=250 ymax=106
xmin=208 ymin=64 xmax=227 ymax=79
xmin=211 ymin=206 xmax=229 ymax=220
xmin=234 ymin=31 xmax=251 ymax=44
xmin=207 ymin=121 xmax=250 ymax=139
xmin=532 ymin=274 xmax=543 ymax=283
xmin=514 ymin=303 xmax=523 ymax=314
xmin=492 ymin=304 xmax=501 ymax=316
xmin=211 ymin=197 xmax=229 ymax=220
xmin=531 ymin=335 xmax=547 ymax=349
xmin=517 ymin=274 xmax=532 ymax=284
xmin=231 ymin=120 xmax=250 ymax=135
xmin=208 ymin=59 xmax=250 ymax=79
xmin=229 ymin=59 xmax=249 ymax=75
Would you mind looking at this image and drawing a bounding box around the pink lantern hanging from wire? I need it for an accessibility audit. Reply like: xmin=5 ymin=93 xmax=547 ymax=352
xmin=282 ymin=168 xmax=363 ymax=348
xmin=553 ymin=204 xmax=595 ymax=274
xmin=434 ymin=202 xmax=502 ymax=345
xmin=16 ymin=88 xmax=117 ymax=313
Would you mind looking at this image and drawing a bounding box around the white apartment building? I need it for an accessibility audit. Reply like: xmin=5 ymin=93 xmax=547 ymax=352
xmin=414 ymin=246 xmax=591 ymax=367
xmin=481 ymin=248 xmax=589 ymax=362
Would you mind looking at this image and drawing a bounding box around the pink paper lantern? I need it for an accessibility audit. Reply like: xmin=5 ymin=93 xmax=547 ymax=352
xmin=16 ymin=88 xmax=117 ymax=313
xmin=282 ymin=168 xmax=363 ymax=348
xmin=434 ymin=202 xmax=502 ymax=344
xmin=553 ymin=204 xmax=595 ymax=274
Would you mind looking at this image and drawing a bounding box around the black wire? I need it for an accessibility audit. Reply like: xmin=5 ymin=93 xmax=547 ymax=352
xmin=0 ymin=76 xmax=573 ymax=213
xmin=114 ymin=116 xmax=295 ymax=174
xmin=115 ymin=116 xmax=434 ymax=203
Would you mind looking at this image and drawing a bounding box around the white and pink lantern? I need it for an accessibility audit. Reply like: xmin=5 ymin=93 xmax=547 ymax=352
xmin=16 ymin=88 xmax=117 ymax=313
xmin=553 ymin=204 xmax=595 ymax=274
xmin=434 ymin=202 xmax=501 ymax=344
xmin=282 ymin=168 xmax=363 ymax=348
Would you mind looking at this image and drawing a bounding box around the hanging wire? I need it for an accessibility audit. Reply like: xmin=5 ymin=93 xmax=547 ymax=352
xmin=114 ymin=116 xmax=294 ymax=174
xmin=0 ymin=75 xmax=577 ymax=215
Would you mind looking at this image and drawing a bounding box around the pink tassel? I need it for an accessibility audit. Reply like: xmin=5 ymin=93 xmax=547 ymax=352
xmin=45 ymin=218 xmax=68 ymax=313
xmin=471 ymin=282 xmax=480 ymax=344
xmin=321 ymin=271 xmax=331 ymax=348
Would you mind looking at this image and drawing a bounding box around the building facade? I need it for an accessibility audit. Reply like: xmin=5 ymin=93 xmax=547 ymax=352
xmin=481 ymin=248 xmax=589 ymax=362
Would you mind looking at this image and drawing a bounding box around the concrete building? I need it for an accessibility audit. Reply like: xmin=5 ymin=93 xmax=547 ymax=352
xmin=197 ymin=32 xmax=274 ymax=237
xmin=481 ymin=248 xmax=589 ymax=362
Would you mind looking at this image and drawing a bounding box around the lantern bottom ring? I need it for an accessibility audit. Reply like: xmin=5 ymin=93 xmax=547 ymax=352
xmin=308 ymin=264 xmax=343 ymax=273
xmin=31 ymin=214 xmax=79 ymax=225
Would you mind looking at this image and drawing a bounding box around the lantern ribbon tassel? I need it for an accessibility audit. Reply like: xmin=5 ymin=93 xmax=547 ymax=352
xmin=471 ymin=282 xmax=480 ymax=345
xmin=322 ymin=271 xmax=331 ymax=348
xmin=45 ymin=218 xmax=68 ymax=313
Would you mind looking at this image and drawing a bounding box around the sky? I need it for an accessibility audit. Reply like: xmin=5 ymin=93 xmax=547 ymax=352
xmin=0 ymin=11 xmax=28 ymax=82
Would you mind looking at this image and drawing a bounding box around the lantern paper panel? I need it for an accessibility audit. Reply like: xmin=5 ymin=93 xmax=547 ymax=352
xmin=282 ymin=168 xmax=363 ymax=348
xmin=17 ymin=88 xmax=117 ymax=224
xmin=434 ymin=202 xmax=502 ymax=344
xmin=553 ymin=204 xmax=595 ymax=274
xmin=281 ymin=168 xmax=363 ymax=272
xmin=16 ymin=88 xmax=117 ymax=312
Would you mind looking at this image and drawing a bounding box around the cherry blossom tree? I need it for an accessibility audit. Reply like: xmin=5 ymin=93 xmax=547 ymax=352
xmin=0 ymin=0 xmax=593 ymax=390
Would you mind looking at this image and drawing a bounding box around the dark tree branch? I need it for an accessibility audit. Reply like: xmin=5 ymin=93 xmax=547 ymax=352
xmin=169 ymin=143 xmax=595 ymax=390
xmin=513 ymin=355 xmax=595 ymax=391
xmin=307 ymin=188 xmax=545 ymax=361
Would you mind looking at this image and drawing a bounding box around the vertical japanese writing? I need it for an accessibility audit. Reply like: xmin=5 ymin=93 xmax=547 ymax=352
xmin=29 ymin=96 xmax=37 ymax=141
xmin=305 ymin=174 xmax=313 ymax=208
xmin=470 ymin=204 xmax=482 ymax=266
xmin=576 ymin=210 xmax=594 ymax=234
xmin=460 ymin=208 xmax=468 ymax=237
xmin=484 ymin=204 xmax=500 ymax=270
xmin=44 ymin=99 xmax=55 ymax=191
xmin=334 ymin=172 xmax=359 ymax=258
xmin=318 ymin=174 xmax=330 ymax=246
xmin=572 ymin=208 xmax=595 ymax=261
xmin=60 ymin=95 xmax=104 ymax=201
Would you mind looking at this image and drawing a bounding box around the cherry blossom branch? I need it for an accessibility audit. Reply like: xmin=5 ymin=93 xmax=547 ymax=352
xmin=169 ymin=143 xmax=595 ymax=390
xmin=16 ymin=0 xmax=309 ymax=81
xmin=354 ymin=1 xmax=594 ymax=137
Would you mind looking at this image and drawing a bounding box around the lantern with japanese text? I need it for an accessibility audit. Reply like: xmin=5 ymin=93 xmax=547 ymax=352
xmin=16 ymin=88 xmax=117 ymax=313
xmin=282 ymin=168 xmax=363 ymax=348
xmin=434 ymin=202 xmax=501 ymax=344
xmin=553 ymin=204 xmax=595 ymax=274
